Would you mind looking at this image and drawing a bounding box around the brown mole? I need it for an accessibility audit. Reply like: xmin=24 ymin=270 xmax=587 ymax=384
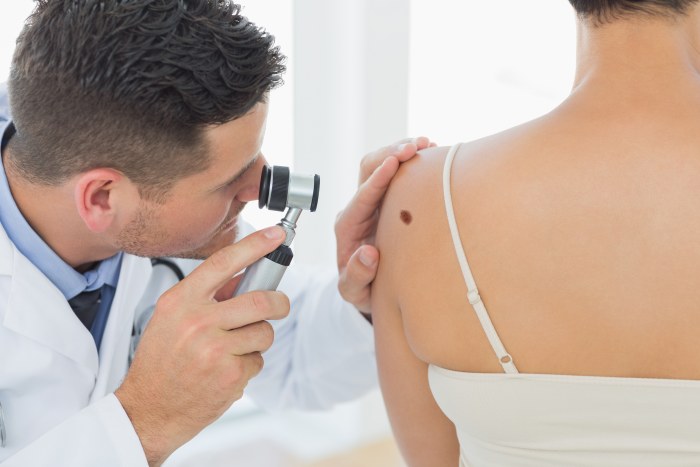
xmin=400 ymin=210 xmax=413 ymax=225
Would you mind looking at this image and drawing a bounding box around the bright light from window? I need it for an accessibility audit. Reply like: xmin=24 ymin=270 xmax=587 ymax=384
xmin=237 ymin=1 xmax=294 ymax=229
xmin=408 ymin=1 xmax=577 ymax=144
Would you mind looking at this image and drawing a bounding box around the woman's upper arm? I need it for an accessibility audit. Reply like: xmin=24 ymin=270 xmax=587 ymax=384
xmin=372 ymin=153 xmax=460 ymax=466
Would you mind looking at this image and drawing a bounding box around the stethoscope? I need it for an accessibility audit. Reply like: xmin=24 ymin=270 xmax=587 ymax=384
xmin=128 ymin=258 xmax=185 ymax=365
xmin=0 ymin=401 xmax=5 ymax=448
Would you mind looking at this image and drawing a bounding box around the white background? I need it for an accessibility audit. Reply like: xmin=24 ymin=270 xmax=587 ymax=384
xmin=0 ymin=1 xmax=577 ymax=464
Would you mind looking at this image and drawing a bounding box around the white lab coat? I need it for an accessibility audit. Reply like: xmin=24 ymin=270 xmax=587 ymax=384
xmin=0 ymin=216 xmax=377 ymax=465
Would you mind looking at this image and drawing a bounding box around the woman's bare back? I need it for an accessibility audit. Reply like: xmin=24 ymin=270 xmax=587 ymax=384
xmin=380 ymin=84 xmax=700 ymax=380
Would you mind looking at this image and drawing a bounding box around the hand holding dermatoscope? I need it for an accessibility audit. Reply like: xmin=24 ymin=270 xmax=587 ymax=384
xmin=233 ymin=165 xmax=320 ymax=295
xmin=129 ymin=165 xmax=318 ymax=360
xmin=122 ymin=165 xmax=319 ymax=454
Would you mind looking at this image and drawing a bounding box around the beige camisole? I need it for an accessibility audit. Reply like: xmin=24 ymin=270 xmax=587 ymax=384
xmin=428 ymin=143 xmax=700 ymax=466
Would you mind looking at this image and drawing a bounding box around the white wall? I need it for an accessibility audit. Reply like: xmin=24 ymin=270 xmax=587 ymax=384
xmin=0 ymin=2 xmax=34 ymax=81
xmin=408 ymin=1 xmax=577 ymax=143
xmin=292 ymin=0 xmax=411 ymax=265
xmin=238 ymin=0 xmax=296 ymax=230
xmin=0 ymin=1 xmax=580 ymax=464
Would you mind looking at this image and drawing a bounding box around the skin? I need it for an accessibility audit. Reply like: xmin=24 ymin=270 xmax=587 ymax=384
xmin=4 ymin=96 xmax=434 ymax=464
xmin=373 ymin=6 xmax=700 ymax=466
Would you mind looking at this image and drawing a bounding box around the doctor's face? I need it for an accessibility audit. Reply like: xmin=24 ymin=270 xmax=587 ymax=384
xmin=116 ymin=103 xmax=268 ymax=259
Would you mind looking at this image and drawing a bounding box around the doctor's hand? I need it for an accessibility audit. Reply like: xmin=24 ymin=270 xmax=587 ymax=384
xmin=335 ymin=137 xmax=435 ymax=317
xmin=115 ymin=227 xmax=289 ymax=467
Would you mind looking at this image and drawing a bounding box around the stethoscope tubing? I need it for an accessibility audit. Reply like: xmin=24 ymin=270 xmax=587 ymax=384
xmin=0 ymin=400 xmax=6 ymax=448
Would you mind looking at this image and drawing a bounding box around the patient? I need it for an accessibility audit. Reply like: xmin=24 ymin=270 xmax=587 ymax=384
xmin=372 ymin=1 xmax=700 ymax=465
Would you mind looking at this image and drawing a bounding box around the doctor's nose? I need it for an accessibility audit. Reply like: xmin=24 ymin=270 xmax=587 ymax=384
xmin=235 ymin=155 xmax=268 ymax=204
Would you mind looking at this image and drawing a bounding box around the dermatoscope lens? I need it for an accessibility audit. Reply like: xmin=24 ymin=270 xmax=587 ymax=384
xmin=258 ymin=165 xmax=272 ymax=209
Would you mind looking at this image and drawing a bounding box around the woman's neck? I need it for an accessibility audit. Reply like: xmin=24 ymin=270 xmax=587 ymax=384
xmin=572 ymin=11 xmax=700 ymax=96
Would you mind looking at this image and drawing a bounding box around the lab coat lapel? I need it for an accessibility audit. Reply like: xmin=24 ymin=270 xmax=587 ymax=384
xmin=91 ymin=254 xmax=151 ymax=401
xmin=2 ymin=232 xmax=99 ymax=377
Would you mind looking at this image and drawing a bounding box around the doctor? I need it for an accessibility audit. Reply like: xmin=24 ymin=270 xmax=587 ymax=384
xmin=0 ymin=1 xmax=432 ymax=466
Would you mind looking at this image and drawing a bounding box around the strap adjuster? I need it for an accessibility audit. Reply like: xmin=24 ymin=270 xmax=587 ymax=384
xmin=467 ymin=290 xmax=482 ymax=305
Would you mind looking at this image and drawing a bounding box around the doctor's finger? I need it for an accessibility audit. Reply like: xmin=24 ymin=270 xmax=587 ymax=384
xmin=337 ymin=156 xmax=400 ymax=232
xmin=390 ymin=136 xmax=433 ymax=163
xmin=215 ymin=290 xmax=290 ymax=330
xmin=183 ymin=226 xmax=286 ymax=299
xmin=223 ymin=321 xmax=277 ymax=355
xmin=359 ymin=137 xmax=433 ymax=184
xmin=226 ymin=352 xmax=265 ymax=382
xmin=338 ymin=245 xmax=378 ymax=314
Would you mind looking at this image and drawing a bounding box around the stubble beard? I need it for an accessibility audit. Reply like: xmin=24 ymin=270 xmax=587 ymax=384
xmin=116 ymin=202 xmax=244 ymax=260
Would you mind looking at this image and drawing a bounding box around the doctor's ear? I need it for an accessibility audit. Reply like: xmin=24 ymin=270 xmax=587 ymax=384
xmin=74 ymin=168 xmax=134 ymax=233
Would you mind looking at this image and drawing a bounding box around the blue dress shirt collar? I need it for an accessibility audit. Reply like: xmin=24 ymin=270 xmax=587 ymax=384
xmin=0 ymin=120 xmax=122 ymax=300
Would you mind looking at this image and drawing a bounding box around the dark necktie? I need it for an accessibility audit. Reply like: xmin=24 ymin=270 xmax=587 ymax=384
xmin=68 ymin=287 xmax=103 ymax=330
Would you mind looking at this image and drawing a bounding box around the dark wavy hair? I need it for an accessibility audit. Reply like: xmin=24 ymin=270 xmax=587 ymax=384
xmin=568 ymin=0 xmax=699 ymax=23
xmin=8 ymin=0 xmax=285 ymax=199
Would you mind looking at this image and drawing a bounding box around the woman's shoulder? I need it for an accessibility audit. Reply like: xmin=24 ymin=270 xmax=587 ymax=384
xmin=375 ymin=122 xmax=551 ymax=272
xmin=385 ymin=120 xmax=544 ymax=195
xmin=384 ymin=145 xmax=449 ymax=201
xmin=382 ymin=138 xmax=494 ymax=201
xmin=378 ymin=145 xmax=449 ymax=238
xmin=379 ymin=131 xmax=523 ymax=226
xmin=375 ymin=141 xmax=487 ymax=262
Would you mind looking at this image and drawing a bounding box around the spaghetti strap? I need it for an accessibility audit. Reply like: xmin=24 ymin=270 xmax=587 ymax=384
xmin=442 ymin=143 xmax=518 ymax=374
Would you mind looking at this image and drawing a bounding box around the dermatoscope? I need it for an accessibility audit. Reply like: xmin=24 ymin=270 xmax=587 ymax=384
xmin=233 ymin=165 xmax=320 ymax=295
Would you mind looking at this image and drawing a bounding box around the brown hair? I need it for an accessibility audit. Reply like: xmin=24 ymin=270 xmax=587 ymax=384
xmin=568 ymin=0 xmax=699 ymax=23
xmin=8 ymin=0 xmax=285 ymax=200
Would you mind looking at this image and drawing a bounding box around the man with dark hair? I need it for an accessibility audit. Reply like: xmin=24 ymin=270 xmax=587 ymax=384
xmin=0 ymin=1 xmax=430 ymax=465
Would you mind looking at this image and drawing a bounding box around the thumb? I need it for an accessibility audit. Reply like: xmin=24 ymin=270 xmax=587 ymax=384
xmin=338 ymin=245 xmax=379 ymax=313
